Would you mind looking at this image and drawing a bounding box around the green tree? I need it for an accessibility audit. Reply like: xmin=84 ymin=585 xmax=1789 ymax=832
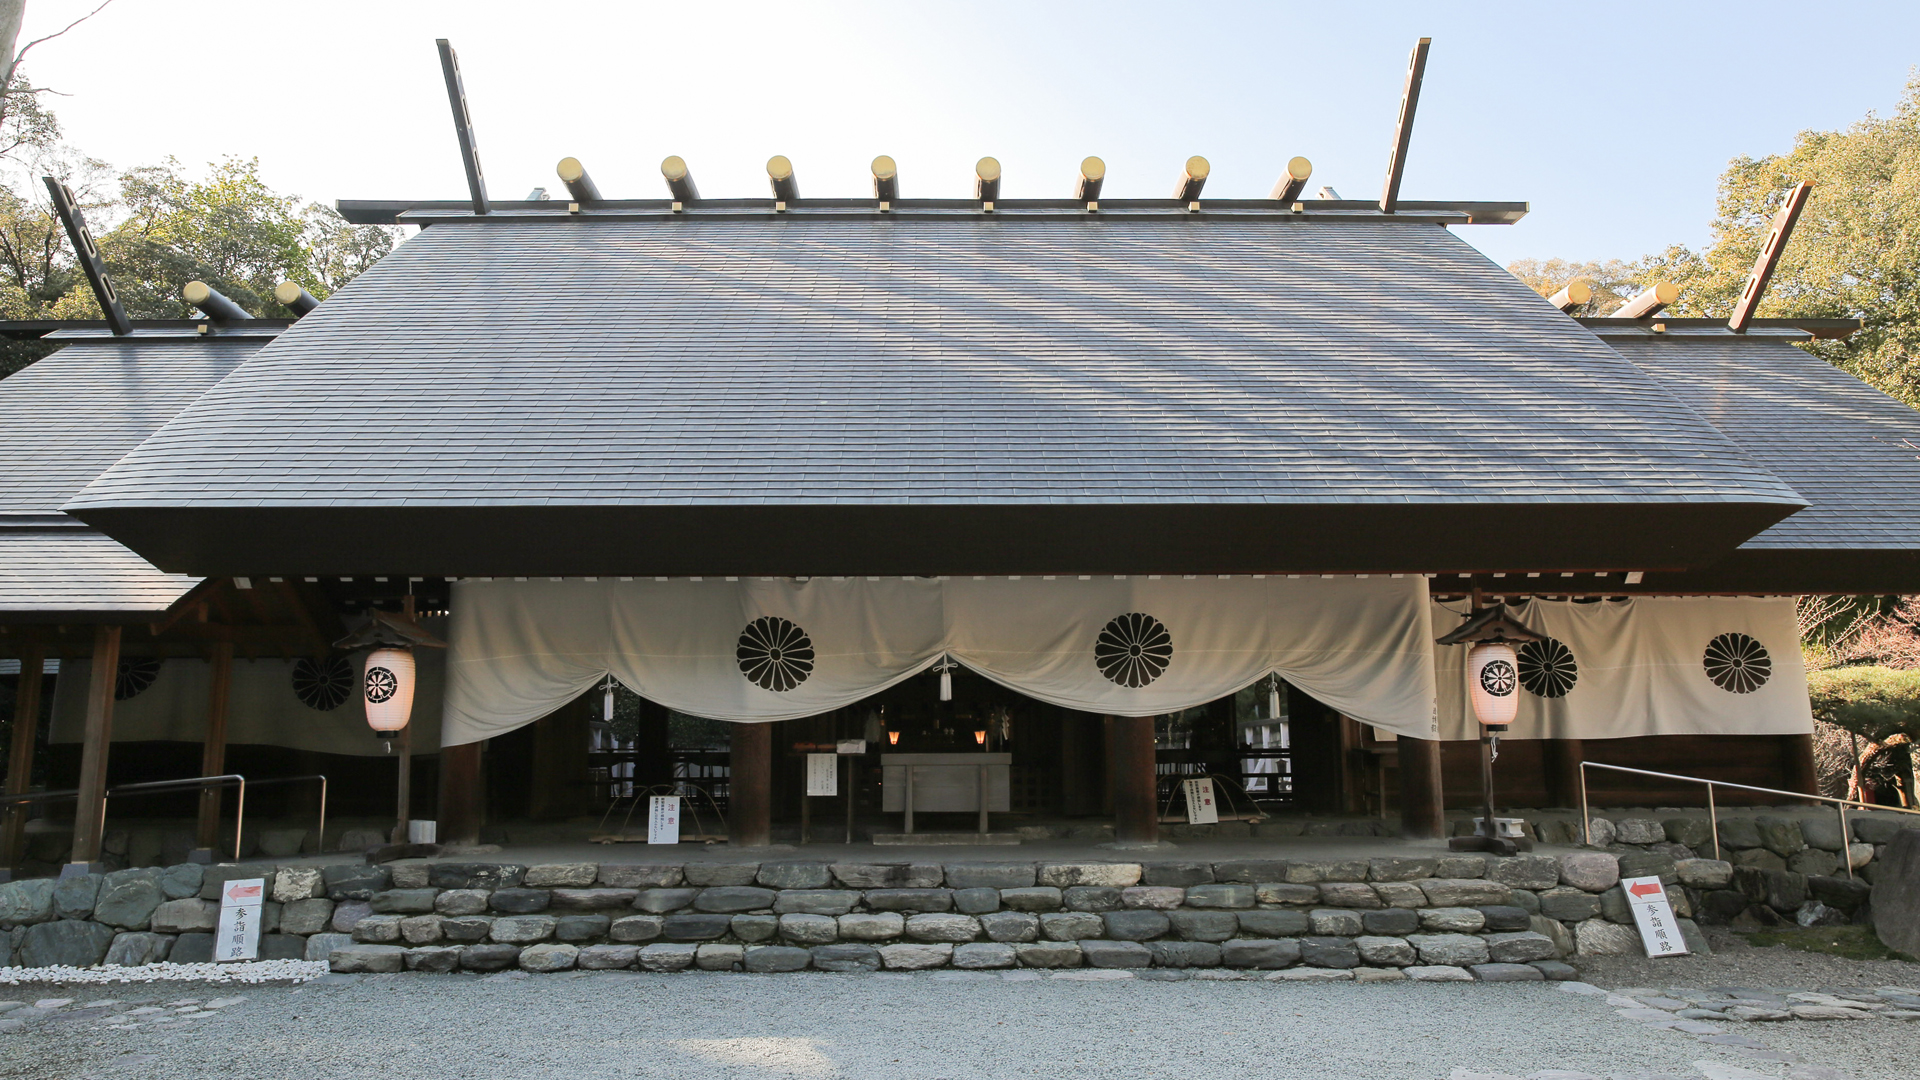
xmin=1506 ymin=257 xmax=1643 ymax=317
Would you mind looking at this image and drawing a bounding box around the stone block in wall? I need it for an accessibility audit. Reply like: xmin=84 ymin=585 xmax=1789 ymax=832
xmin=1370 ymin=883 xmax=1426 ymax=909
xmin=1854 ymin=816 xmax=1915 ymax=845
xmin=1254 ymin=883 xmax=1319 ymax=906
xmin=390 ymin=865 xmax=431 ymax=889
xmin=1487 ymin=856 xmax=1560 ymax=891
xmin=104 ymin=931 xmax=172 ymax=967
xmin=742 ymin=945 xmax=809 ymax=972
xmin=1404 ymin=964 xmax=1472 ymax=981
xmin=1417 ymin=908 xmax=1484 ymax=933
xmin=1698 ymin=890 xmax=1747 ymax=924
xmin=353 ymin=915 xmax=403 ymax=943
xmin=1789 ymin=850 xmax=1841 ymax=878
xmin=525 ymin=863 xmax=599 ymax=888
xmin=460 ymin=943 xmax=521 ymax=971
xmin=1285 ymin=861 xmax=1368 ymax=884
xmin=551 ymin=889 xmax=639 ymax=911
xmin=1015 ymin=941 xmax=1083 ymax=968
xmin=1808 ymin=875 xmax=1871 ymax=912
xmin=272 ymin=867 xmax=324 ymax=903
xmin=1168 ymin=910 xmax=1239 ymax=942
xmin=1149 ymin=941 xmax=1222 ymax=968
xmin=1538 ymin=887 xmax=1600 ymax=922
xmin=159 ymin=863 xmax=203 ymax=900
xmin=1080 ymin=940 xmax=1152 ymax=968
xmin=170 ymin=933 xmax=214 ymax=963
xmin=864 ymin=889 xmax=952 ymax=913
xmin=1557 ymin=853 xmax=1618 ymax=893
xmin=519 ymin=943 xmax=578 ymax=972
xmin=1435 ymin=856 xmax=1488 ymax=879
xmin=330 ymin=900 xmax=372 ymax=933
xmin=1661 ymin=817 xmax=1712 ymax=850
xmin=810 ymin=943 xmax=881 ymax=971
xmin=1847 ymin=843 xmax=1874 ymax=870
xmin=778 ymin=913 xmax=838 ymax=945
xmin=682 ymin=864 xmax=761 ymax=887
xmin=1184 ymin=884 xmax=1256 ymax=910
xmin=1406 ymin=933 xmax=1488 ymax=967
xmin=637 ymin=942 xmax=696 ymax=972
xmin=1616 ymin=852 xmax=1678 ymax=883
xmin=1299 ymin=936 xmax=1359 ymax=968
xmin=429 ymin=864 xmax=526 ymax=890
xmin=1872 ymin=829 xmax=1920 ymax=957
xmin=1416 ymin=879 xmax=1511 ymax=907
xmin=944 ymin=863 xmax=1036 ymax=889
xmin=1239 ymin=909 xmax=1310 ymax=937
xmin=1062 ymin=887 xmax=1120 ymax=912
xmin=1314 ymin=883 xmax=1381 ymax=910
xmin=1358 ymin=909 xmax=1418 ymax=936
xmin=371 ymin=888 xmax=439 ymax=914
xmin=490 ymin=915 xmax=556 ymax=945
xmin=92 ymin=871 xmax=161 ymax=930
xmin=1584 ymin=817 xmax=1617 ymax=846
xmin=1120 ymin=887 xmax=1185 ymax=910
xmin=1675 ymin=859 xmax=1732 ymax=889
xmin=837 ymin=913 xmax=904 ymax=941
xmin=771 ymin=890 xmax=860 ymax=916
xmin=979 ymin=911 xmax=1039 ymax=943
xmin=259 ymin=934 xmax=307 ymax=960
xmin=399 ymin=915 xmax=444 ymax=944
xmin=1615 ymin=818 xmax=1665 ymax=845
xmin=598 ymin=865 xmax=685 ymax=889
xmin=1354 ymin=936 xmax=1415 ymax=966
xmin=1733 ymin=849 xmax=1788 ymax=871
xmin=1715 ymin=817 xmax=1762 ymax=850
xmin=331 ymin=944 xmax=404 ymax=973
xmin=730 ymin=915 xmax=776 ymax=942
xmin=633 ymin=888 xmax=698 ymax=914
xmin=1472 ymin=962 xmax=1545 ymax=981
xmin=488 ymin=888 xmax=551 ymax=914
xmin=662 ymin=913 xmax=733 ymax=941
xmin=1210 ymin=860 xmax=1285 ymax=884
xmin=755 ymin=863 xmax=830 ymax=890
xmin=1733 ymin=866 xmax=1809 ymax=912
xmin=953 ymin=888 xmax=999 ymax=914
xmin=1678 ymin=918 xmax=1711 ymax=955
xmin=1040 ymin=912 xmax=1104 ymax=941
xmin=304 ymin=932 xmax=352 ymax=961
xmin=322 ymin=865 xmax=391 ymax=900
xmin=555 ymin=915 xmax=611 ymax=942
xmin=1365 ymin=858 xmax=1437 ymax=883
xmin=952 ymin=942 xmax=1017 ymax=969
xmin=999 ymin=887 xmax=1062 ymax=913
xmin=1139 ymin=862 xmax=1212 ymax=887
xmin=52 ymin=874 xmax=101 ymax=920
xmin=441 ymin=916 xmax=493 ymax=942
xmin=1307 ymin=909 xmax=1363 ymax=936
xmin=905 ymin=913 xmax=980 ymax=943
xmin=1598 ymin=886 xmax=1631 ymax=924
xmin=1478 ymin=906 xmax=1531 ymax=931
xmin=1485 ymin=931 xmax=1557 ymax=963
xmin=1573 ymin=918 xmax=1638 ymax=955
xmin=405 ymin=945 xmax=462 ymax=972
xmin=433 ymin=890 xmax=487 ymax=917
xmin=1508 ymin=890 xmax=1540 ymax=915
xmin=1754 ymin=816 xmax=1807 ymax=857
xmin=1221 ymin=938 xmax=1299 ymax=969
xmin=1102 ymin=910 xmax=1170 ymax=941
xmin=880 ymin=943 xmax=952 ymax=970
xmin=610 ymin=915 xmax=664 ymax=943
xmin=830 ymin=863 xmax=943 ymax=889
xmin=147 ymin=897 xmax=217 ymax=935
xmin=577 ymin=944 xmax=640 ymax=970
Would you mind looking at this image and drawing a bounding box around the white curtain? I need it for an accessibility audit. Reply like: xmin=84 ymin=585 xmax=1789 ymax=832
xmin=440 ymin=575 xmax=1439 ymax=747
xmin=1431 ymin=596 xmax=1812 ymax=741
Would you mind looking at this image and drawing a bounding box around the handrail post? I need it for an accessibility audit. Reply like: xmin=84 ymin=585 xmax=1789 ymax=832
xmin=1838 ymin=800 xmax=1851 ymax=881
xmin=1707 ymin=782 xmax=1719 ymax=861
xmin=316 ymin=775 xmax=328 ymax=856
xmin=233 ymin=777 xmax=246 ymax=861
xmin=1578 ymin=761 xmax=1590 ymax=846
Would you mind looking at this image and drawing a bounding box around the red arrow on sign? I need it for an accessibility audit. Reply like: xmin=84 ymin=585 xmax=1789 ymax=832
xmin=1627 ymin=881 xmax=1663 ymax=898
xmin=226 ymin=883 xmax=262 ymax=900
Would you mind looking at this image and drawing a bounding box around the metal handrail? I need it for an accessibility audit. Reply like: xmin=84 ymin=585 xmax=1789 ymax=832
xmin=0 ymin=773 xmax=327 ymax=862
xmin=1578 ymin=761 xmax=1920 ymax=882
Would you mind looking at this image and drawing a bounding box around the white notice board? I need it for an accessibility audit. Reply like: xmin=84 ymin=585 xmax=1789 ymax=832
xmin=1622 ymin=875 xmax=1690 ymax=957
xmin=807 ymin=753 xmax=839 ymax=796
xmin=215 ymin=877 xmax=265 ymax=962
xmin=648 ymin=795 xmax=681 ymax=845
xmin=1182 ymin=778 xmax=1219 ymax=825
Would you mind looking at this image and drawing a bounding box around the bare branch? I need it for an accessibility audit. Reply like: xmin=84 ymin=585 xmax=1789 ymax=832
xmin=11 ymin=0 xmax=116 ymax=66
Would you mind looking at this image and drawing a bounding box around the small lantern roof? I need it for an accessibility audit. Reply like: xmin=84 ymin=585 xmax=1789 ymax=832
xmin=333 ymin=608 xmax=448 ymax=651
xmin=1435 ymin=604 xmax=1547 ymax=646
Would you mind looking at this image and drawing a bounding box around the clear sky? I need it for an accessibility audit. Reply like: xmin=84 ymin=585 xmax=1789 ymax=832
xmin=16 ymin=0 xmax=1920 ymax=268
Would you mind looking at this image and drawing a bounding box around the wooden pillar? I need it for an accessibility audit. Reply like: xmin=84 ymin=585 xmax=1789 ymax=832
xmin=1110 ymin=714 xmax=1158 ymax=845
xmin=69 ymin=625 xmax=122 ymax=870
xmin=438 ymin=740 xmax=484 ymax=846
xmin=1 ymin=646 xmax=46 ymax=872
xmin=530 ymin=697 xmax=590 ymax=821
xmin=1059 ymin=711 xmax=1105 ymax=817
xmin=193 ymin=640 xmax=234 ymax=858
xmin=1543 ymin=737 xmax=1585 ymax=809
xmin=1781 ymin=733 xmax=1819 ymax=802
xmin=1396 ymin=733 xmax=1445 ymax=840
xmin=730 ymin=721 xmax=772 ymax=847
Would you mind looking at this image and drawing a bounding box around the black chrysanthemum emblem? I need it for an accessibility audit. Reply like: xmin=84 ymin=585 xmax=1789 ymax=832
xmin=1518 ymin=638 xmax=1578 ymax=698
xmin=114 ymin=657 xmax=160 ymax=700
xmin=293 ymin=656 xmax=355 ymax=711
xmin=1478 ymin=658 xmax=1517 ymax=697
xmin=737 ymin=616 xmax=815 ymax=692
xmin=1095 ymin=612 xmax=1173 ymax=688
xmin=364 ymin=665 xmax=400 ymax=704
xmin=1704 ymin=632 xmax=1771 ymax=693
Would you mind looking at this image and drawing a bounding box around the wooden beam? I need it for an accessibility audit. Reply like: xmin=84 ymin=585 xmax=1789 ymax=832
xmin=69 ymin=624 xmax=121 ymax=869
xmin=731 ymin=721 xmax=772 ymax=847
xmin=1548 ymin=279 xmax=1591 ymax=313
xmin=1396 ymin=733 xmax=1445 ymax=839
xmin=767 ymin=155 xmax=798 ymax=203
xmin=1172 ymin=156 xmax=1210 ymax=202
xmin=556 ymin=157 xmax=602 ymax=203
xmin=1075 ymin=157 xmax=1105 ymax=202
xmin=1379 ymin=38 xmax=1432 ymax=213
xmin=436 ymin=39 xmax=490 ymax=215
xmin=1269 ymin=156 xmax=1312 ymax=203
xmin=274 ymin=579 xmax=337 ymax=659
xmin=149 ymin=579 xmax=220 ymax=637
xmin=1543 ymin=737 xmax=1585 ymax=807
xmin=193 ymin=640 xmax=233 ymax=856
xmin=975 ymin=157 xmax=1001 ymax=203
xmin=439 ymin=741 xmax=484 ymax=847
xmin=273 ymin=281 xmax=319 ymax=316
xmin=43 ymin=177 xmax=131 ymax=335
xmin=1729 ymin=180 xmax=1813 ymax=332
xmin=1613 ymin=281 xmax=1679 ymax=320
xmin=661 ymin=156 xmax=699 ymax=202
xmin=1781 ymin=733 xmax=1819 ymax=801
xmin=1 ymin=645 xmax=46 ymax=870
xmin=1109 ymin=714 xmax=1158 ymax=845
xmin=183 ymin=281 xmax=252 ymax=324
xmin=872 ymin=156 xmax=899 ymax=203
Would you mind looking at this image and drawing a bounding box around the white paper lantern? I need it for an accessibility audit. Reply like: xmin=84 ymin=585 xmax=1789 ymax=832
xmin=1466 ymin=641 xmax=1519 ymax=729
xmin=363 ymin=646 xmax=415 ymax=735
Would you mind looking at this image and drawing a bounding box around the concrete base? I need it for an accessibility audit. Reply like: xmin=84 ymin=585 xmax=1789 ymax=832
xmin=870 ymin=832 xmax=1023 ymax=846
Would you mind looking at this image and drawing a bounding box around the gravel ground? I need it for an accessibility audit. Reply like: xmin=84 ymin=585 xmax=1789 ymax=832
xmin=1575 ymin=928 xmax=1920 ymax=994
xmin=3 ymin=963 xmax=1918 ymax=1080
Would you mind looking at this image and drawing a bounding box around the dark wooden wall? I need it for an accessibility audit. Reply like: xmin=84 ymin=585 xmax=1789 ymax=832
xmin=1439 ymin=735 xmax=1811 ymax=810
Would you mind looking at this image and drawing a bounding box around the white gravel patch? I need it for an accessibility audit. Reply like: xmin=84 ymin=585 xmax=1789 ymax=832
xmin=0 ymin=960 xmax=328 ymax=985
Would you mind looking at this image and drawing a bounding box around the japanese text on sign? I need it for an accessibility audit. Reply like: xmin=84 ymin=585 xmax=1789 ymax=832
xmin=1182 ymin=777 xmax=1219 ymax=825
xmin=648 ymin=795 xmax=681 ymax=845
xmin=215 ymin=877 xmax=265 ymax=962
xmin=1622 ymin=875 xmax=1690 ymax=958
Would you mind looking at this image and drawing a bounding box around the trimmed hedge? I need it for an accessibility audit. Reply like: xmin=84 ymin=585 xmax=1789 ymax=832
xmin=1806 ymin=665 xmax=1920 ymax=741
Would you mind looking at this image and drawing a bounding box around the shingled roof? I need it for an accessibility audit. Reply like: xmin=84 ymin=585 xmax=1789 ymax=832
xmin=60 ymin=214 xmax=1805 ymax=577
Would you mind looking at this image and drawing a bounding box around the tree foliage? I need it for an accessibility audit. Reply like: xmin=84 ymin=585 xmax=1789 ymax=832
xmin=1504 ymin=258 xmax=1642 ymax=317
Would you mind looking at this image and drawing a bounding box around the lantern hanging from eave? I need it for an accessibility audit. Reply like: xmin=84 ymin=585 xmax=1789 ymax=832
xmin=363 ymin=646 xmax=416 ymax=736
xmin=1466 ymin=641 xmax=1520 ymax=730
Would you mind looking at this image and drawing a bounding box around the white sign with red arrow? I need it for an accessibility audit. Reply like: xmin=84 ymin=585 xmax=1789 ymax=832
xmin=1621 ymin=875 xmax=1689 ymax=958
xmin=215 ymin=877 xmax=266 ymax=962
